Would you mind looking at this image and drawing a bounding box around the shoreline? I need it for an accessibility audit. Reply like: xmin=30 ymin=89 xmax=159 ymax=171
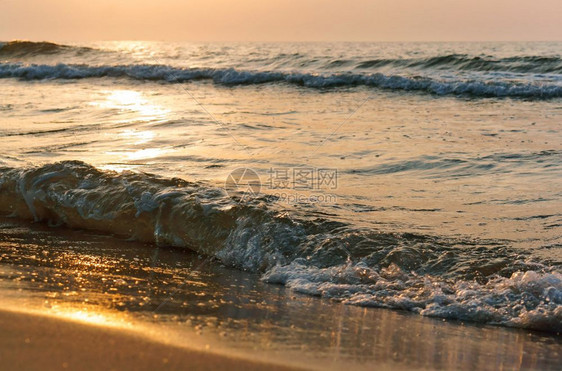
xmin=0 ymin=307 xmax=302 ymax=371
xmin=1 ymin=217 xmax=561 ymax=370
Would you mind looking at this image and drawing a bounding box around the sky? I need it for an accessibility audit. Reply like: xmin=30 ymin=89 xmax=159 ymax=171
xmin=0 ymin=0 xmax=561 ymax=42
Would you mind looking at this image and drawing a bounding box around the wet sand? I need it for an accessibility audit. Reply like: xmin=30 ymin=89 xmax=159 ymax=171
xmin=1 ymin=217 xmax=561 ymax=370
xmin=0 ymin=308 xmax=300 ymax=371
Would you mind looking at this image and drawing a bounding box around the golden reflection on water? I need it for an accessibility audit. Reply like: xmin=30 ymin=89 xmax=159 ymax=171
xmin=120 ymin=129 xmax=155 ymax=144
xmin=93 ymin=90 xmax=170 ymax=120
xmin=92 ymin=90 xmax=174 ymax=165
xmin=126 ymin=147 xmax=171 ymax=161
xmin=49 ymin=306 xmax=118 ymax=326
xmin=0 ymin=299 xmax=133 ymax=330
xmin=105 ymin=147 xmax=171 ymax=162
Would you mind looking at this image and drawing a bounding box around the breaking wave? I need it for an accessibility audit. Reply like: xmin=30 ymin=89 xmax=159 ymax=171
xmin=0 ymin=41 xmax=92 ymax=57
xmin=369 ymin=54 xmax=562 ymax=74
xmin=2 ymin=41 xmax=560 ymax=74
xmin=273 ymin=53 xmax=562 ymax=74
xmin=0 ymin=62 xmax=560 ymax=99
xmin=0 ymin=161 xmax=560 ymax=333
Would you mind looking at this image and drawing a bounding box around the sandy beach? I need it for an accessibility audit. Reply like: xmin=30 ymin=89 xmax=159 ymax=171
xmin=0 ymin=308 xmax=301 ymax=371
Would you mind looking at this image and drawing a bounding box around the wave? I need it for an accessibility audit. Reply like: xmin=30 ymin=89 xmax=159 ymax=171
xmin=1 ymin=62 xmax=560 ymax=99
xmin=348 ymin=151 xmax=562 ymax=178
xmin=259 ymin=53 xmax=562 ymax=74
xmin=0 ymin=161 xmax=560 ymax=332
xmin=2 ymin=41 xmax=561 ymax=75
xmin=280 ymin=53 xmax=562 ymax=74
xmin=374 ymin=54 xmax=562 ymax=74
xmin=0 ymin=41 xmax=92 ymax=57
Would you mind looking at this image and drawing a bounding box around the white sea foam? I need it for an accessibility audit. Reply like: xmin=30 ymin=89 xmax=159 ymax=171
xmin=263 ymin=261 xmax=562 ymax=332
xmin=1 ymin=63 xmax=560 ymax=99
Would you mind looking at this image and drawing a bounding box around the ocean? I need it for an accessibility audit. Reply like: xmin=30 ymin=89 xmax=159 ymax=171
xmin=0 ymin=40 xmax=561 ymax=367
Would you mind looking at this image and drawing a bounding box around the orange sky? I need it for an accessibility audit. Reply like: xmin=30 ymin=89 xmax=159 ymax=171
xmin=1 ymin=0 xmax=561 ymax=42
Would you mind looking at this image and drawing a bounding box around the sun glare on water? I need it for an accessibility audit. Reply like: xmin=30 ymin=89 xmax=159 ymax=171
xmin=91 ymin=90 xmax=170 ymax=122
xmin=57 ymin=309 xmax=114 ymax=326
xmin=91 ymin=90 xmax=174 ymax=165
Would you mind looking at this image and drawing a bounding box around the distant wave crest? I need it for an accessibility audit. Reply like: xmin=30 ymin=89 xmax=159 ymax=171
xmin=3 ymin=42 xmax=559 ymax=74
xmin=0 ymin=40 xmax=93 ymax=57
xmin=1 ymin=62 xmax=560 ymax=99
xmin=376 ymin=54 xmax=562 ymax=74
xmin=286 ymin=53 xmax=562 ymax=74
